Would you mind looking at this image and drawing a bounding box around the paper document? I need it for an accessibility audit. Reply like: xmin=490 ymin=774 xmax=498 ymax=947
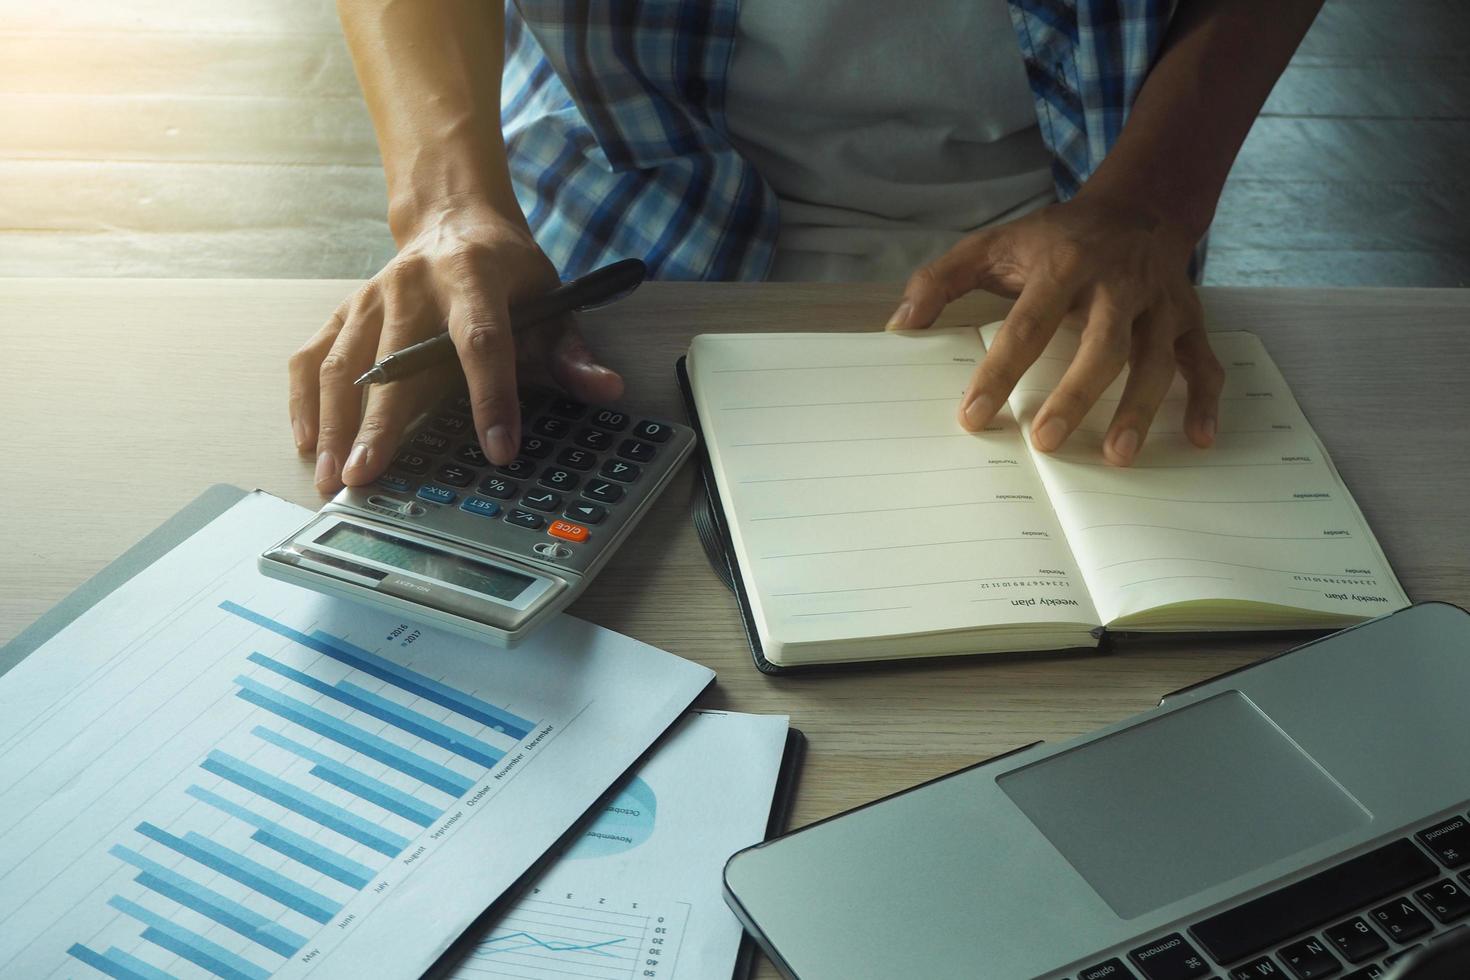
xmin=447 ymin=710 xmax=790 ymax=980
xmin=0 ymin=492 xmax=713 ymax=980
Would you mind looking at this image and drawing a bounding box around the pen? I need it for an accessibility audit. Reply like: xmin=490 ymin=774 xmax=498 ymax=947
xmin=353 ymin=257 xmax=647 ymax=387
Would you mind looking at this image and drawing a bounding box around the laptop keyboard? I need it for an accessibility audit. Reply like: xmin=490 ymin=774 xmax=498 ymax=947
xmin=1076 ymin=812 xmax=1470 ymax=980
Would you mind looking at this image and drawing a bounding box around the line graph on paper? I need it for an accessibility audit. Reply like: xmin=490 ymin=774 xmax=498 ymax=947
xmin=457 ymin=893 xmax=689 ymax=980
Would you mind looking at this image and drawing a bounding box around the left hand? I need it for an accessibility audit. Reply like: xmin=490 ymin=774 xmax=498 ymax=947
xmin=885 ymin=193 xmax=1224 ymax=466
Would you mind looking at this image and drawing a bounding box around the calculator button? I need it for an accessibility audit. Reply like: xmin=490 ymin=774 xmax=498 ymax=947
xmin=539 ymin=468 xmax=579 ymax=492
xmin=410 ymin=431 xmax=449 ymax=454
xmin=556 ymin=447 xmax=596 ymax=471
xmin=574 ymin=429 xmax=613 ymax=451
xmin=476 ymin=476 xmax=518 ymax=500
xmin=504 ymin=509 xmax=545 ymax=530
xmin=435 ymin=464 xmax=473 ymax=488
xmin=1277 ymin=937 xmax=1340 ymax=978
xmin=565 ymin=502 xmax=607 ymax=525
xmin=430 ymin=413 xmax=469 ymax=436
xmin=416 ymin=484 xmax=457 ymax=506
xmin=549 ymin=397 xmax=587 ymax=419
xmin=376 ymin=474 xmax=412 ymax=494
xmin=532 ymin=416 xmax=571 ymax=439
xmin=617 ymin=439 xmax=656 ymax=463
xmin=459 ymin=497 xmax=500 ymax=518
xmin=520 ymin=435 xmax=553 ymax=459
xmin=393 ymin=451 xmax=430 ymax=475
xmin=521 ymin=490 xmax=562 ymax=512
xmin=591 ymin=408 xmax=630 ymax=431
xmin=548 ymin=519 xmax=589 ymax=543
xmin=448 ymin=392 xmax=473 ymax=415
xmin=582 ymin=480 xmax=624 ymax=504
xmin=600 ymin=459 xmax=641 ymax=483
xmin=455 ymin=443 xmax=487 ymax=467
xmin=1228 ymin=957 xmax=1281 ymax=980
xmin=499 ymin=457 xmax=537 ymax=479
xmin=633 ymin=419 xmax=673 ymax=443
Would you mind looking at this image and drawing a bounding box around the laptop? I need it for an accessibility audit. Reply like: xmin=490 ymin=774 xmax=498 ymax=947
xmin=724 ymin=602 xmax=1470 ymax=979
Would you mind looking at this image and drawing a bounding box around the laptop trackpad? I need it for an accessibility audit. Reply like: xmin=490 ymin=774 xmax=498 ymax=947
xmin=998 ymin=691 xmax=1370 ymax=919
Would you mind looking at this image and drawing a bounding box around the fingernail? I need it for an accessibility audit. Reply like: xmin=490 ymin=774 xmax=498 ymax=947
xmin=343 ymin=443 xmax=369 ymax=478
xmin=292 ymin=417 xmax=308 ymax=453
xmin=1033 ymin=416 xmax=1068 ymax=451
xmin=962 ymin=393 xmax=998 ymax=429
xmin=1109 ymin=428 xmax=1140 ymax=462
xmin=314 ymin=450 xmax=337 ymax=488
xmin=1202 ymin=415 xmax=1218 ymax=443
xmin=485 ymin=425 xmax=515 ymax=465
xmin=884 ymin=300 xmax=912 ymax=331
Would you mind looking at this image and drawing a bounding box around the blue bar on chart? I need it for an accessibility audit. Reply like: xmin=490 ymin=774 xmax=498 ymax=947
xmin=234 ymin=676 xmax=473 ymax=797
xmin=245 ymin=651 xmax=504 ymax=769
xmin=252 ymin=726 xmax=443 ymax=827
xmin=134 ymin=819 xmax=342 ymax=924
xmin=107 ymin=895 xmax=270 ymax=980
xmin=217 ymin=600 xmax=535 ymax=738
xmin=110 ymin=844 xmax=307 ymax=957
xmin=67 ymin=942 xmax=177 ymax=980
xmin=201 ymin=749 xmax=410 ymax=858
xmin=185 ymin=784 xmax=375 ymax=889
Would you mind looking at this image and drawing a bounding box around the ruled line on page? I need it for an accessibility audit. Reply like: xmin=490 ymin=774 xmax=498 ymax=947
xmin=773 ymin=574 xmax=1068 ymax=598
xmin=1048 ymin=459 xmax=1314 ymax=470
xmin=791 ymin=606 xmax=911 ymax=618
xmin=761 ymin=534 xmax=1048 ymax=561
xmin=1059 ymin=490 xmax=1333 ymax=504
xmin=738 ymin=464 xmax=1015 ymax=485
xmin=1118 ymin=575 xmax=1234 ymax=589
xmin=732 ymin=433 xmax=978 ymax=448
xmin=711 ymin=361 xmax=964 ymax=373
xmin=1077 ymin=523 xmax=1346 ymax=541
xmin=751 ymin=499 xmax=1027 ymax=522
xmin=721 ymin=396 xmax=956 ymax=411
xmin=1093 ymin=556 xmax=1377 ymax=577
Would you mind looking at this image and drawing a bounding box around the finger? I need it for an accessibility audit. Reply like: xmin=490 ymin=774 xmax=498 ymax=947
xmin=315 ymin=289 xmax=383 ymax=494
xmin=450 ymin=282 xmax=521 ymax=466
xmin=888 ymin=231 xmax=998 ymax=331
xmin=1029 ymin=294 xmax=1133 ymax=452
xmin=340 ymin=293 xmax=444 ymax=487
xmin=288 ymin=299 xmax=348 ymax=453
xmin=1102 ymin=309 xmax=1177 ymax=466
xmin=956 ymin=276 xmax=1076 ymax=431
xmin=1174 ymin=319 xmax=1224 ymax=448
xmin=543 ymin=318 xmax=625 ymax=403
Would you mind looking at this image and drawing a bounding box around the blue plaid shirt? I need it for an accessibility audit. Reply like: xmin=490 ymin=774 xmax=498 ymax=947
xmin=502 ymin=0 xmax=1173 ymax=281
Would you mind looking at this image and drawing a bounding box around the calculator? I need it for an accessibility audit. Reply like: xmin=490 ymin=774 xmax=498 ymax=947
xmin=259 ymin=385 xmax=696 ymax=646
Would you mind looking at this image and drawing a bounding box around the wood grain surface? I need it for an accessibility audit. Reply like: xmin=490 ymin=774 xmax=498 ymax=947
xmin=2 ymin=279 xmax=1467 ymax=978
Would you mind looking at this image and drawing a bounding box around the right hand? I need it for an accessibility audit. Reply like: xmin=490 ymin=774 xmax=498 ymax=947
xmin=288 ymin=201 xmax=625 ymax=495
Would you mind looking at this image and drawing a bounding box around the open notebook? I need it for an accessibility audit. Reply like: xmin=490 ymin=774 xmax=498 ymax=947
xmin=682 ymin=325 xmax=1407 ymax=669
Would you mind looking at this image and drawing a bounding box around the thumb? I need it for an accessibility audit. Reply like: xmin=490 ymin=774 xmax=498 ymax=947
xmin=885 ymin=232 xmax=997 ymax=331
xmin=546 ymin=319 xmax=625 ymax=403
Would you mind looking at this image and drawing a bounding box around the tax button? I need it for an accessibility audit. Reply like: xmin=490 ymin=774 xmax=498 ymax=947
xmin=548 ymin=520 xmax=589 ymax=543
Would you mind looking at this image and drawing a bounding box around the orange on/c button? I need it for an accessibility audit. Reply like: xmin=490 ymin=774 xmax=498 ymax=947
xmin=547 ymin=519 xmax=589 ymax=543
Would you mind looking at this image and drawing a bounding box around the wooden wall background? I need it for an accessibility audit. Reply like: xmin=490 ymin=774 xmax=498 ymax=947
xmin=1 ymin=0 xmax=1467 ymax=286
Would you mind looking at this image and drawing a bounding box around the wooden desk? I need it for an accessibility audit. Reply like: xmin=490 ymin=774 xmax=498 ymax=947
xmin=3 ymin=279 xmax=1467 ymax=977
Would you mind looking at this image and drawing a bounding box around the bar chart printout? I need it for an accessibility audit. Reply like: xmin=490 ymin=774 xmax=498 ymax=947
xmin=0 ymin=492 xmax=714 ymax=980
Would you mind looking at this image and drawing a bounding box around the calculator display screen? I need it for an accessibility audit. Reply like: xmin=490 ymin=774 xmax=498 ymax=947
xmin=317 ymin=524 xmax=535 ymax=602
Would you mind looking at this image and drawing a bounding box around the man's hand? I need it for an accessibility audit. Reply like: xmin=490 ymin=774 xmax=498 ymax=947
xmin=886 ymin=194 xmax=1223 ymax=466
xmin=288 ymin=202 xmax=624 ymax=495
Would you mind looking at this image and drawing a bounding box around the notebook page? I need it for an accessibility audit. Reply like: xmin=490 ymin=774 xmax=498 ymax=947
xmin=979 ymin=324 xmax=1408 ymax=626
xmin=688 ymin=329 xmax=1098 ymax=655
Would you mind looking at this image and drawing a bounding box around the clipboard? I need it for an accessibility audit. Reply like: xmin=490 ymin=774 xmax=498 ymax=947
xmin=3 ymin=483 xmax=806 ymax=980
xmin=1 ymin=483 xmax=251 ymax=676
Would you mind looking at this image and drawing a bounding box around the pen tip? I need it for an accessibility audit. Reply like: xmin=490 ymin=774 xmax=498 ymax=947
xmin=352 ymin=371 xmax=373 ymax=386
